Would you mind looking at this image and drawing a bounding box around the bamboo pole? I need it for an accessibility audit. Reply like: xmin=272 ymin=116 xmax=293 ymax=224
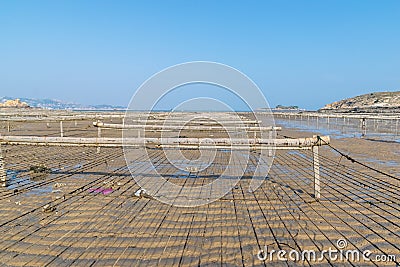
xmin=60 ymin=121 xmax=64 ymax=137
xmin=113 ymin=120 xmax=261 ymax=126
xmin=0 ymin=144 xmax=6 ymax=187
xmin=312 ymin=145 xmax=320 ymax=200
xmin=0 ymin=116 xmax=262 ymax=123
xmin=97 ymin=127 xmax=102 ymax=153
xmin=0 ymin=135 xmax=330 ymax=148
xmin=361 ymin=118 xmax=366 ymax=137
xmin=268 ymin=130 xmax=273 ymax=157
xmin=93 ymin=121 xmax=281 ymax=132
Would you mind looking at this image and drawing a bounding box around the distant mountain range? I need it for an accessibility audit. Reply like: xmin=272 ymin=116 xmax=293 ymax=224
xmin=0 ymin=96 xmax=126 ymax=110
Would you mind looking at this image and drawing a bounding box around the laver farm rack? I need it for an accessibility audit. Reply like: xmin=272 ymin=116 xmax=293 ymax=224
xmin=0 ymin=116 xmax=329 ymax=200
xmin=0 ymin=111 xmax=399 ymax=266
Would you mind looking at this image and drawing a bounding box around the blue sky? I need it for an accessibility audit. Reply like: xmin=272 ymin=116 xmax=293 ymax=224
xmin=0 ymin=0 xmax=399 ymax=110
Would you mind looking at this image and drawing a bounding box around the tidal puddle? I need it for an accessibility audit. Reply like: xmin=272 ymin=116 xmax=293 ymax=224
xmin=5 ymin=169 xmax=54 ymax=196
xmin=276 ymin=118 xmax=400 ymax=142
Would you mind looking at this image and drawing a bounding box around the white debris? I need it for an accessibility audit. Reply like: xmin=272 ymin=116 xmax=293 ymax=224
xmin=134 ymin=188 xmax=146 ymax=198
xmin=134 ymin=188 xmax=153 ymax=199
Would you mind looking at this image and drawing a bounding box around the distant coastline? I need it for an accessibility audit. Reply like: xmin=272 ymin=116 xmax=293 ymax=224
xmin=0 ymin=96 xmax=125 ymax=111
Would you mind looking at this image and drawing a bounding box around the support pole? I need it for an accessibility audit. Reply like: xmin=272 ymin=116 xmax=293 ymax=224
xmin=312 ymin=145 xmax=320 ymax=200
xmin=0 ymin=144 xmax=7 ymax=187
xmin=7 ymin=121 xmax=10 ymax=133
xmin=361 ymin=118 xmax=366 ymax=137
xmin=268 ymin=130 xmax=273 ymax=157
xmin=60 ymin=121 xmax=64 ymax=137
xmin=97 ymin=127 xmax=101 ymax=153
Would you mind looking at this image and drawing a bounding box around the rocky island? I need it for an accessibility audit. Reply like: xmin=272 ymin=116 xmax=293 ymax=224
xmin=320 ymin=91 xmax=400 ymax=113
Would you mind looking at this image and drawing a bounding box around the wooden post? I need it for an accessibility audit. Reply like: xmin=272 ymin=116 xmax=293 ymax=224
xmin=268 ymin=130 xmax=273 ymax=157
xmin=312 ymin=145 xmax=320 ymax=200
xmin=7 ymin=121 xmax=10 ymax=133
xmin=361 ymin=118 xmax=366 ymax=137
xmin=0 ymin=144 xmax=7 ymax=187
xmin=97 ymin=127 xmax=101 ymax=153
xmin=60 ymin=121 xmax=64 ymax=137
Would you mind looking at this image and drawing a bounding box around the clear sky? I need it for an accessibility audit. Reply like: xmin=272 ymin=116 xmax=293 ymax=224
xmin=1 ymin=0 xmax=399 ymax=110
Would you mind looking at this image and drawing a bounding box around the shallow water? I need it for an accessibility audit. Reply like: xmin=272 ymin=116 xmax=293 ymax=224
xmin=364 ymin=158 xmax=398 ymax=167
xmin=6 ymin=170 xmax=29 ymax=190
xmin=6 ymin=169 xmax=54 ymax=195
xmin=276 ymin=118 xmax=400 ymax=142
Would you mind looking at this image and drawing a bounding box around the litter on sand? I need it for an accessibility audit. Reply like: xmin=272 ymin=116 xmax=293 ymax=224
xmin=42 ymin=204 xmax=56 ymax=213
xmin=134 ymin=188 xmax=153 ymax=199
xmin=88 ymin=187 xmax=113 ymax=195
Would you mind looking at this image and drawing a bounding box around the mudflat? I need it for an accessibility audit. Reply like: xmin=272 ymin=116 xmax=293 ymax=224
xmin=0 ymin=111 xmax=398 ymax=266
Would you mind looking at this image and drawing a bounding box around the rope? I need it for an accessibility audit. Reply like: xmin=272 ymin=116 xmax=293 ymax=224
xmin=316 ymin=135 xmax=399 ymax=180
xmin=277 ymin=132 xmax=398 ymax=180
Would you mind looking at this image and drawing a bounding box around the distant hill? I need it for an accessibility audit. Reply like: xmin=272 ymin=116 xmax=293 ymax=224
xmin=0 ymin=97 xmax=125 ymax=110
xmin=320 ymin=91 xmax=400 ymax=113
